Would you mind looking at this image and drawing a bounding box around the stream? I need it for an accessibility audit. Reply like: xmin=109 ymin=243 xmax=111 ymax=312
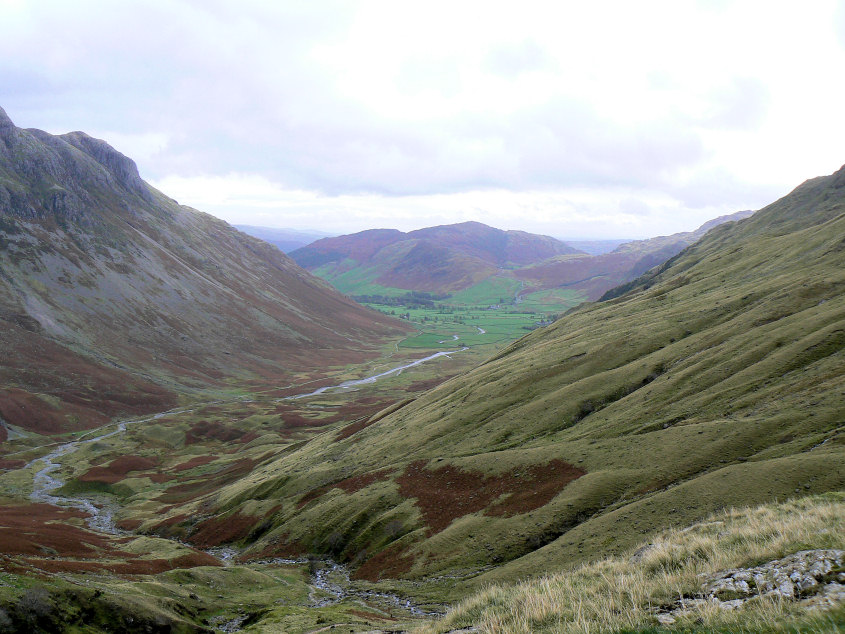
xmin=25 ymin=409 xmax=193 ymax=533
xmin=19 ymin=349 xmax=466 ymax=622
xmin=284 ymin=346 xmax=467 ymax=399
xmin=259 ymin=557 xmax=441 ymax=616
xmin=25 ymin=348 xmax=468 ymax=531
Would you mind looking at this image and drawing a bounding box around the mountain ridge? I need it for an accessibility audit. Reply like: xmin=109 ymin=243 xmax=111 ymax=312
xmin=290 ymin=221 xmax=584 ymax=294
xmin=0 ymin=108 xmax=408 ymax=435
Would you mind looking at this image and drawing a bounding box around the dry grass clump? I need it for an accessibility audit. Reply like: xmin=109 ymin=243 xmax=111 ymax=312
xmin=420 ymin=494 xmax=844 ymax=633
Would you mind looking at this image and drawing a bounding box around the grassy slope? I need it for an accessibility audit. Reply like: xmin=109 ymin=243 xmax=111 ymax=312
xmin=172 ymin=166 xmax=844 ymax=594
xmin=422 ymin=494 xmax=845 ymax=633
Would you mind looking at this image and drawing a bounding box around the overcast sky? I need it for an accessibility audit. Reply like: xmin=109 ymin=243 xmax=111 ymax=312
xmin=2 ymin=1 xmax=845 ymax=238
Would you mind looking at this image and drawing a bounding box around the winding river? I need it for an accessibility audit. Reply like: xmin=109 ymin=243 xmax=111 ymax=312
xmin=19 ymin=348 xmax=466 ymax=620
xmin=284 ymin=346 xmax=467 ymax=399
xmin=25 ymin=409 xmax=194 ymax=533
xmin=26 ymin=347 xmax=468 ymax=525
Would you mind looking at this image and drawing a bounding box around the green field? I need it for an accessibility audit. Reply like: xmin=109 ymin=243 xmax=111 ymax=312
xmin=311 ymin=260 xmax=590 ymax=353
xmin=312 ymin=260 xmax=409 ymax=297
xmin=359 ymin=277 xmax=588 ymax=351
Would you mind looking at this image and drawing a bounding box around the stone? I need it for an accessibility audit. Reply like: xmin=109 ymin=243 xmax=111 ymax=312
xmin=655 ymin=550 xmax=845 ymax=623
xmin=655 ymin=613 xmax=676 ymax=625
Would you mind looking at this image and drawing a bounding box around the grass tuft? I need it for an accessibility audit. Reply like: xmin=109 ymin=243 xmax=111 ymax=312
xmin=420 ymin=494 xmax=845 ymax=633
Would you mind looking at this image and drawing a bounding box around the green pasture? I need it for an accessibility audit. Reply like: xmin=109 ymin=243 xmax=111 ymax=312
xmin=518 ymin=287 xmax=586 ymax=311
xmin=359 ymin=281 xmax=589 ymax=351
xmin=311 ymin=261 xmax=407 ymax=297
xmin=447 ymin=276 xmax=521 ymax=305
xmin=364 ymin=304 xmax=547 ymax=349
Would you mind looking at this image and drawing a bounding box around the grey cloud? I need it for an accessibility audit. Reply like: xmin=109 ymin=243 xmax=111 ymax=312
xmin=150 ymin=89 xmax=708 ymax=198
xmin=707 ymin=77 xmax=770 ymax=130
xmin=618 ymin=198 xmax=652 ymax=216
xmin=484 ymin=40 xmax=554 ymax=77
xmin=661 ymin=167 xmax=784 ymax=210
xmin=0 ymin=0 xmax=788 ymax=215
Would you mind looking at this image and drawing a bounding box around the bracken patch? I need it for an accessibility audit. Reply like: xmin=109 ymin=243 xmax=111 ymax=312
xmin=396 ymin=459 xmax=585 ymax=534
xmin=335 ymin=469 xmax=393 ymax=494
xmin=352 ymin=543 xmax=415 ymax=582
xmin=243 ymin=533 xmax=306 ymax=561
xmin=185 ymin=421 xmax=247 ymax=444
xmin=297 ymin=469 xmax=394 ymax=508
xmin=22 ymin=551 xmax=220 ymax=575
xmin=172 ymin=455 xmax=218 ymax=472
xmin=0 ymin=505 xmax=114 ymax=560
xmin=78 ymin=455 xmax=159 ymax=484
xmin=189 ymin=512 xmax=260 ymax=548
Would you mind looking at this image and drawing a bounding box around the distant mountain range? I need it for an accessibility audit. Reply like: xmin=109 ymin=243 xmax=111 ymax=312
xmin=0 ymin=107 xmax=406 ymax=435
xmin=234 ymin=225 xmax=334 ymax=253
xmin=288 ymin=214 xmax=753 ymax=302
xmin=291 ymin=221 xmax=584 ymax=294
xmin=558 ymin=238 xmax=628 ymax=255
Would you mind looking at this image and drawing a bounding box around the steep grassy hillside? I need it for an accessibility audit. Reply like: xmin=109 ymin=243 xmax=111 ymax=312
xmin=424 ymin=494 xmax=844 ymax=633
xmin=159 ymin=165 xmax=843 ymax=596
xmin=0 ymin=107 xmax=408 ymax=434
xmin=517 ymin=210 xmax=754 ymax=300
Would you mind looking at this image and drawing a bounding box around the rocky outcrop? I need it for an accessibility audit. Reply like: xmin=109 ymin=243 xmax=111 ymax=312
xmin=61 ymin=131 xmax=151 ymax=201
xmin=0 ymin=109 xmax=152 ymax=223
xmin=656 ymin=550 xmax=845 ymax=625
xmin=0 ymin=106 xmax=15 ymax=135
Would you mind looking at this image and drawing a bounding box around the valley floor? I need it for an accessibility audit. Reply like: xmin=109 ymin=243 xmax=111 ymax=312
xmin=0 ymin=336 xmax=493 ymax=632
xmin=0 ymin=312 xmax=842 ymax=633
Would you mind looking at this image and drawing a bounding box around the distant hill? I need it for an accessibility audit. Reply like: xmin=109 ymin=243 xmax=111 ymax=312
xmin=290 ymin=221 xmax=585 ymax=294
xmin=234 ymin=225 xmax=334 ymax=253
xmin=167 ymin=164 xmax=844 ymax=589
xmin=517 ymin=210 xmax=754 ymax=300
xmin=0 ymin=107 xmax=407 ymax=435
xmin=290 ymin=215 xmax=754 ymax=306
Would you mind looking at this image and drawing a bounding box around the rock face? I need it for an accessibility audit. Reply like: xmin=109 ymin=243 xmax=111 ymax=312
xmin=656 ymin=550 xmax=845 ymax=624
xmin=0 ymin=107 xmax=408 ymax=434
